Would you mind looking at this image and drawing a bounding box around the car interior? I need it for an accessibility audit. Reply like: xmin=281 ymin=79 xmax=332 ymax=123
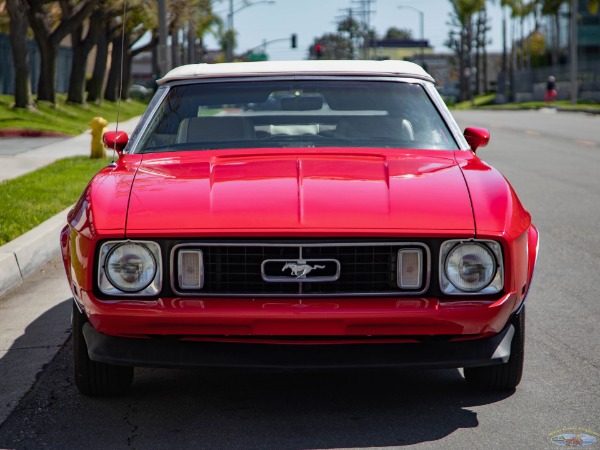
xmin=136 ymin=80 xmax=458 ymax=152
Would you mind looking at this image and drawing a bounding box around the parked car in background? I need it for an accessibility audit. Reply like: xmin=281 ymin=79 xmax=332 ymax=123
xmin=61 ymin=60 xmax=538 ymax=396
xmin=128 ymin=84 xmax=152 ymax=101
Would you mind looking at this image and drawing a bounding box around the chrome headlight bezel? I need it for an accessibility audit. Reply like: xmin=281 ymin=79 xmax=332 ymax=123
xmin=98 ymin=240 xmax=162 ymax=296
xmin=440 ymin=240 xmax=504 ymax=295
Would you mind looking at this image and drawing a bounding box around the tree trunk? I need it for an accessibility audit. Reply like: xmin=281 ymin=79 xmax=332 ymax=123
xmin=475 ymin=13 xmax=481 ymax=95
xmin=67 ymin=14 xmax=101 ymax=104
xmin=120 ymin=49 xmax=132 ymax=100
xmin=458 ymin=29 xmax=466 ymax=102
xmin=104 ymin=34 xmax=123 ymax=102
xmin=170 ymin=27 xmax=180 ymax=68
xmin=36 ymin=39 xmax=58 ymax=103
xmin=88 ymin=19 xmax=111 ymax=103
xmin=187 ymin=20 xmax=196 ymax=64
xmin=554 ymin=14 xmax=560 ymax=66
xmin=67 ymin=26 xmax=88 ymax=104
xmin=466 ymin=19 xmax=473 ymax=102
xmin=26 ymin=0 xmax=100 ymax=103
xmin=6 ymin=0 xmax=33 ymax=109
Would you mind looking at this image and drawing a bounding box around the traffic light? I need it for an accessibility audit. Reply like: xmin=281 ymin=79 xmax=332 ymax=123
xmin=315 ymin=44 xmax=323 ymax=59
xmin=291 ymin=34 xmax=297 ymax=49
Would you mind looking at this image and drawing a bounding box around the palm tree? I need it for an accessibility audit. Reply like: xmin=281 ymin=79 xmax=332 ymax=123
xmin=448 ymin=0 xmax=486 ymax=100
xmin=541 ymin=0 xmax=568 ymax=66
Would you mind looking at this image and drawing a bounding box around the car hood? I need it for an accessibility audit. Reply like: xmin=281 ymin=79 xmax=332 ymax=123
xmin=124 ymin=150 xmax=474 ymax=236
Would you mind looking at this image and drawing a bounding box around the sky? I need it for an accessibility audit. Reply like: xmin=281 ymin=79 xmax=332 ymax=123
xmin=206 ymin=0 xmax=507 ymax=61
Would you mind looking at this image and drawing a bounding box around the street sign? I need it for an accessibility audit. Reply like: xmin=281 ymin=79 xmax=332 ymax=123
xmin=249 ymin=53 xmax=268 ymax=61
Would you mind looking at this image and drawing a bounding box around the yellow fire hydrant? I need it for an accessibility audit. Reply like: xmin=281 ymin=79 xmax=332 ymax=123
xmin=89 ymin=116 xmax=108 ymax=159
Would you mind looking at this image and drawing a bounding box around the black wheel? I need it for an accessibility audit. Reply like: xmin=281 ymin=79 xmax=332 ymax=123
xmin=72 ymin=301 xmax=134 ymax=396
xmin=464 ymin=306 xmax=525 ymax=390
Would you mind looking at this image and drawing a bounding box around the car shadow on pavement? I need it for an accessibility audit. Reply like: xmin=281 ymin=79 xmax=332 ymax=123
xmin=0 ymin=313 xmax=514 ymax=449
xmin=0 ymin=298 xmax=72 ymax=427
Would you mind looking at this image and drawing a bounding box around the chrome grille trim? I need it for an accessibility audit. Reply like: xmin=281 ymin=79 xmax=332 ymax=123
xmin=170 ymin=242 xmax=430 ymax=297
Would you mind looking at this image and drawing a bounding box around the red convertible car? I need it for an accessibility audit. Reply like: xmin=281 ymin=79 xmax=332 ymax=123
xmin=61 ymin=60 xmax=538 ymax=396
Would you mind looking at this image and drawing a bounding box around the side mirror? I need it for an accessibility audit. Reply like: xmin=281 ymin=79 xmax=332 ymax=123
xmin=103 ymin=131 xmax=129 ymax=155
xmin=463 ymin=127 xmax=490 ymax=152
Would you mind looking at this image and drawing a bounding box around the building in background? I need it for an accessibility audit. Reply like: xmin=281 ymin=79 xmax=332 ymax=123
xmin=368 ymin=39 xmax=432 ymax=64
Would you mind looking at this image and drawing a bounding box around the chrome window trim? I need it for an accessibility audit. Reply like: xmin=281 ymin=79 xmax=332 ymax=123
xmin=170 ymin=242 xmax=430 ymax=297
xmin=126 ymin=86 xmax=170 ymax=153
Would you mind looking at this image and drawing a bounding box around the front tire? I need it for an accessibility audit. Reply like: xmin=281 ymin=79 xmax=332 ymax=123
xmin=464 ymin=306 xmax=525 ymax=390
xmin=72 ymin=301 xmax=134 ymax=396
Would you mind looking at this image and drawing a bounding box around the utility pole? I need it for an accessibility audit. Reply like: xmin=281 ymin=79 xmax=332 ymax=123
xmin=157 ymin=0 xmax=169 ymax=76
xmin=352 ymin=0 xmax=375 ymax=59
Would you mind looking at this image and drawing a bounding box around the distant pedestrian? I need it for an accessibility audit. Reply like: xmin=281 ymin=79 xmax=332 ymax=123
xmin=545 ymin=76 xmax=557 ymax=106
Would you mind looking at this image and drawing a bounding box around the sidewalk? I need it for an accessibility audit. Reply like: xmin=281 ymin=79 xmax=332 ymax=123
xmin=0 ymin=116 xmax=140 ymax=296
xmin=0 ymin=116 xmax=140 ymax=183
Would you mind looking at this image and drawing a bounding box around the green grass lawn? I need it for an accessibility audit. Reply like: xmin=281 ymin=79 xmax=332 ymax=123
xmin=452 ymin=95 xmax=600 ymax=111
xmin=0 ymin=156 xmax=112 ymax=245
xmin=0 ymin=94 xmax=148 ymax=135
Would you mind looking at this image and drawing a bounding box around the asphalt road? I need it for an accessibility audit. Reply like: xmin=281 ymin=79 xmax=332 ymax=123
xmin=0 ymin=109 xmax=598 ymax=449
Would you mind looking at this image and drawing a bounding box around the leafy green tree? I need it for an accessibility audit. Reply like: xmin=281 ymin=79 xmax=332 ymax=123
xmin=104 ymin=0 xmax=156 ymax=102
xmin=193 ymin=0 xmax=221 ymax=62
xmin=500 ymin=0 xmax=539 ymax=70
xmin=337 ymin=15 xmax=360 ymax=58
xmin=540 ymin=0 xmax=568 ymax=65
xmin=65 ymin=0 xmax=104 ymax=104
xmin=446 ymin=0 xmax=486 ymax=100
xmin=309 ymin=33 xmax=353 ymax=60
xmin=25 ymin=0 xmax=100 ymax=103
xmin=383 ymin=27 xmax=413 ymax=40
xmin=86 ymin=6 xmax=115 ymax=103
xmin=218 ymin=28 xmax=236 ymax=60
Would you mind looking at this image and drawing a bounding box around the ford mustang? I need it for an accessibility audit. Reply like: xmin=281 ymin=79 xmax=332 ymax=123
xmin=61 ymin=60 xmax=538 ymax=396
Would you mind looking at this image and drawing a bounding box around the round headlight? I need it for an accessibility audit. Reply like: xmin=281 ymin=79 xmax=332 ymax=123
xmin=105 ymin=242 xmax=157 ymax=292
xmin=445 ymin=242 xmax=497 ymax=292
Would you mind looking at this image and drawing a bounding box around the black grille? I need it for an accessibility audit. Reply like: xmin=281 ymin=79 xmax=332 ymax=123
xmin=172 ymin=242 xmax=429 ymax=297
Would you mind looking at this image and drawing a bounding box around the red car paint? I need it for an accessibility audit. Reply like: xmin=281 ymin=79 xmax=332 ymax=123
xmin=61 ymin=62 xmax=538 ymax=390
xmin=62 ymin=146 xmax=536 ymax=338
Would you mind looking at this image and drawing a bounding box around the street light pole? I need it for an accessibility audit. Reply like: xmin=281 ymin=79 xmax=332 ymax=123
xmin=226 ymin=0 xmax=275 ymax=62
xmin=397 ymin=5 xmax=425 ymax=68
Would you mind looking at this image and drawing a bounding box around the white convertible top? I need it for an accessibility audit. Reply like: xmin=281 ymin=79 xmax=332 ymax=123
xmin=159 ymin=60 xmax=434 ymax=84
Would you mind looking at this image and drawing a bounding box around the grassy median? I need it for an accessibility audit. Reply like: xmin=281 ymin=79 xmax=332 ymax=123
xmin=0 ymin=94 xmax=148 ymax=135
xmin=0 ymin=156 xmax=113 ymax=245
xmin=451 ymin=95 xmax=600 ymax=111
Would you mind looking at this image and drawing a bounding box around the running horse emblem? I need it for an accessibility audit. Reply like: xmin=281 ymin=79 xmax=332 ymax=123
xmin=282 ymin=262 xmax=326 ymax=279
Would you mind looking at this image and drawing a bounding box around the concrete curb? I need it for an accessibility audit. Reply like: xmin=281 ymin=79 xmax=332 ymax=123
xmin=555 ymin=106 xmax=600 ymax=115
xmin=0 ymin=207 xmax=71 ymax=297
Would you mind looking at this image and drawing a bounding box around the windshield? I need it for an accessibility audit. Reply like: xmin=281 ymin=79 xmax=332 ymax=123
xmin=135 ymin=79 xmax=459 ymax=153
